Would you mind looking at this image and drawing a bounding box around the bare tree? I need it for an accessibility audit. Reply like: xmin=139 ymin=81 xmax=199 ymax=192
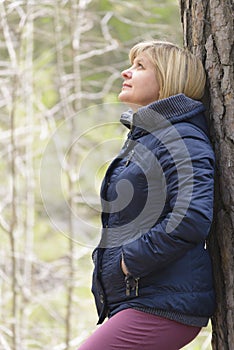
xmin=0 ymin=1 xmax=22 ymax=348
xmin=179 ymin=1 xmax=234 ymax=349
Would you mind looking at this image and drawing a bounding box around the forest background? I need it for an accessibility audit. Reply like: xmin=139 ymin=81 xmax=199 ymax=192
xmin=0 ymin=0 xmax=212 ymax=349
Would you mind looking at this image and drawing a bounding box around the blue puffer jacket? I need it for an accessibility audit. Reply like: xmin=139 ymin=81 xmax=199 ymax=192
xmin=92 ymin=94 xmax=216 ymax=326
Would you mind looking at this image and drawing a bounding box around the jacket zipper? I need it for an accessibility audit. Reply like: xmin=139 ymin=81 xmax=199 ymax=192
xmin=125 ymin=149 xmax=134 ymax=166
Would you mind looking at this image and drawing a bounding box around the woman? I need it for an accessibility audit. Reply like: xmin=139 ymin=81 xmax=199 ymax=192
xmin=78 ymin=40 xmax=216 ymax=350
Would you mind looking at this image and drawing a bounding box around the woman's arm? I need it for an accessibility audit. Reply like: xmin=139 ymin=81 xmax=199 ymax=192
xmin=121 ymin=128 xmax=215 ymax=279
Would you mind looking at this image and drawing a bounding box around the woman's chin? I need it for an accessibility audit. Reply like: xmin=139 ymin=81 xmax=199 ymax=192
xmin=118 ymin=95 xmax=139 ymax=111
xmin=118 ymin=91 xmax=127 ymax=102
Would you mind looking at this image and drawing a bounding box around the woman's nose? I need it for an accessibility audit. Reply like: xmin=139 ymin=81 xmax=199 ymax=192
xmin=121 ymin=68 xmax=132 ymax=79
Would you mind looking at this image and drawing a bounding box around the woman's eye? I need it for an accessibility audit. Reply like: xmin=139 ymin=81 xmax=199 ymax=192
xmin=137 ymin=63 xmax=144 ymax=69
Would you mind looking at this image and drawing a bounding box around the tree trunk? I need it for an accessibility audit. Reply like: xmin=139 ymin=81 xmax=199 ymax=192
xmin=179 ymin=1 xmax=234 ymax=349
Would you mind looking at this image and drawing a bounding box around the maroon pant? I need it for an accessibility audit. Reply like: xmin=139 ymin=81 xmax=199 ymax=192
xmin=78 ymin=309 xmax=201 ymax=350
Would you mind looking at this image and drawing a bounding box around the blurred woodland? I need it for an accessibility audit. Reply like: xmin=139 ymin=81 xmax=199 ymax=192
xmin=0 ymin=1 xmax=212 ymax=349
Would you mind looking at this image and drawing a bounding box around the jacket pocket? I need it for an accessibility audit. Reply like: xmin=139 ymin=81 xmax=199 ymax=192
xmin=101 ymin=247 xmax=126 ymax=302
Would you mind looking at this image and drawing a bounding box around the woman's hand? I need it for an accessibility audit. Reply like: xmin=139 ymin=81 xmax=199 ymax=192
xmin=121 ymin=257 xmax=129 ymax=275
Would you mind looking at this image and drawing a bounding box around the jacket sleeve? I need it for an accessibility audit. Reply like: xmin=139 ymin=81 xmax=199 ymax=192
xmin=122 ymin=127 xmax=215 ymax=279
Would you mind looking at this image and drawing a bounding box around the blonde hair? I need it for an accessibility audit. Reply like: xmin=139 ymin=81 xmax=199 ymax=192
xmin=129 ymin=40 xmax=206 ymax=100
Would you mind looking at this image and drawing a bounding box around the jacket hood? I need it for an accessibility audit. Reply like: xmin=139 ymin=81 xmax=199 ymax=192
xmin=120 ymin=94 xmax=208 ymax=136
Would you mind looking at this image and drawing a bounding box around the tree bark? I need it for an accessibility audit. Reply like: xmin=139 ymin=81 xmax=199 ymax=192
xmin=179 ymin=1 xmax=234 ymax=349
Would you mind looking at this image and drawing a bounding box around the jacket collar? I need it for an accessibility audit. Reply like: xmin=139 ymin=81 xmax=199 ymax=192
xmin=120 ymin=94 xmax=206 ymax=136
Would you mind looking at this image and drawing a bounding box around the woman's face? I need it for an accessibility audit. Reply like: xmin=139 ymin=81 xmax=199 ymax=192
xmin=118 ymin=53 xmax=160 ymax=110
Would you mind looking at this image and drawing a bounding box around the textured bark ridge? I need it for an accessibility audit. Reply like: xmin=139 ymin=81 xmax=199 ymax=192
xmin=179 ymin=1 xmax=234 ymax=349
